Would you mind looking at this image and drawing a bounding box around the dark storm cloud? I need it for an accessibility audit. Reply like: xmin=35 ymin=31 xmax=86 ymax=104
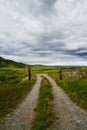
xmin=65 ymin=48 xmax=87 ymax=58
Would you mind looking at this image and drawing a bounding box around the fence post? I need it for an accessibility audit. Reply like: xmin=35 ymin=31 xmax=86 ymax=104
xmin=28 ymin=67 xmax=31 ymax=81
xmin=59 ymin=67 xmax=62 ymax=80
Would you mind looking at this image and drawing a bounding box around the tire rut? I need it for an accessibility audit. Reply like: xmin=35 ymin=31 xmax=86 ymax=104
xmin=42 ymin=74 xmax=87 ymax=130
xmin=1 ymin=74 xmax=42 ymax=130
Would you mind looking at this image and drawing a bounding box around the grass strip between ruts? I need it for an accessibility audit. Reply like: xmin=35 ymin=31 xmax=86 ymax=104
xmin=31 ymin=77 xmax=54 ymax=130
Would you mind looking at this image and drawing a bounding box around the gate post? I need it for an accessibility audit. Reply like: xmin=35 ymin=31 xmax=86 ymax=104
xmin=28 ymin=67 xmax=31 ymax=81
xmin=59 ymin=67 xmax=62 ymax=80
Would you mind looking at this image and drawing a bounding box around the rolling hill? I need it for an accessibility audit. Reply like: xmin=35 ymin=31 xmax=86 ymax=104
xmin=0 ymin=56 xmax=28 ymax=68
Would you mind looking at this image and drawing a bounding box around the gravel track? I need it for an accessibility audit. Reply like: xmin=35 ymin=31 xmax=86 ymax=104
xmin=0 ymin=74 xmax=42 ymax=130
xmin=42 ymin=74 xmax=87 ymax=130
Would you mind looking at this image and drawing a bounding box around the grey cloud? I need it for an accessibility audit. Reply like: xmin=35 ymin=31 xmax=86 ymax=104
xmin=65 ymin=48 xmax=87 ymax=58
xmin=32 ymin=40 xmax=65 ymax=52
xmin=0 ymin=0 xmax=87 ymax=65
xmin=39 ymin=0 xmax=57 ymax=8
xmin=30 ymin=0 xmax=57 ymax=16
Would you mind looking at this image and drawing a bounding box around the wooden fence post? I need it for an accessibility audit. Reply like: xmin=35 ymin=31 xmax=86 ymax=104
xmin=28 ymin=67 xmax=31 ymax=81
xmin=59 ymin=67 xmax=62 ymax=80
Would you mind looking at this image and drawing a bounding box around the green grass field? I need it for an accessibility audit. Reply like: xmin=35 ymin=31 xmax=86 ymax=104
xmin=0 ymin=56 xmax=87 ymax=122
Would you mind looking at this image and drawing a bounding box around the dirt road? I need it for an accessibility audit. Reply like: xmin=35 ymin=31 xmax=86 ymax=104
xmin=0 ymin=74 xmax=87 ymax=130
xmin=42 ymin=74 xmax=87 ymax=130
xmin=1 ymin=74 xmax=42 ymax=130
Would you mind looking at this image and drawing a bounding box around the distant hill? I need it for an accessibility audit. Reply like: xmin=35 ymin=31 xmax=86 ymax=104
xmin=0 ymin=56 xmax=28 ymax=68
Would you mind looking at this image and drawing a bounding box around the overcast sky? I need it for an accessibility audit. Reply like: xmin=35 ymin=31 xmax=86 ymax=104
xmin=0 ymin=0 xmax=87 ymax=65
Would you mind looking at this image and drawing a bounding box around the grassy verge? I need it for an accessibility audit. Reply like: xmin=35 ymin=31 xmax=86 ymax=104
xmin=31 ymin=78 xmax=54 ymax=130
xmin=58 ymin=80 xmax=87 ymax=109
xmin=0 ymin=69 xmax=35 ymax=122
